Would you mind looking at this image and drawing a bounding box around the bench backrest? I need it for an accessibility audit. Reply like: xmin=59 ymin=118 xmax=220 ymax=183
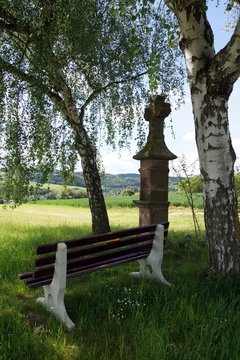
xmin=20 ymin=223 xmax=169 ymax=288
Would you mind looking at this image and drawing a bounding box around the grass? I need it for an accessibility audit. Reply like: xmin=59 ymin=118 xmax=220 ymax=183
xmin=1 ymin=204 xmax=240 ymax=359
xmin=0 ymin=204 xmax=139 ymax=228
xmin=169 ymin=192 xmax=204 ymax=209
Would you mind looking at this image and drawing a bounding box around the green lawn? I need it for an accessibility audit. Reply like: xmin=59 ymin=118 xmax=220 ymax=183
xmin=1 ymin=204 xmax=240 ymax=359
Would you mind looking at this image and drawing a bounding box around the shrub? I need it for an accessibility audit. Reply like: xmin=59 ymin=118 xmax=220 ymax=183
xmin=71 ymin=189 xmax=88 ymax=199
xmin=235 ymin=172 xmax=240 ymax=198
xmin=46 ymin=190 xmax=58 ymax=200
xmin=178 ymin=175 xmax=203 ymax=194
xmin=61 ymin=188 xmax=88 ymax=199
xmin=121 ymin=189 xmax=135 ymax=196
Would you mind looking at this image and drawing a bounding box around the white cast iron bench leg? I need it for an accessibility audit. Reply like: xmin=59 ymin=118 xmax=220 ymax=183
xmin=130 ymin=224 xmax=171 ymax=286
xmin=37 ymin=243 xmax=75 ymax=330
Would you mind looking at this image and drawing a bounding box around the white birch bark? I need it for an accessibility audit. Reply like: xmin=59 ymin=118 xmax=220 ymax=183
xmin=166 ymin=1 xmax=240 ymax=275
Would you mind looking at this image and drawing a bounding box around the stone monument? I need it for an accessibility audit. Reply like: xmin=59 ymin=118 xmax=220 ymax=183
xmin=133 ymin=95 xmax=177 ymax=242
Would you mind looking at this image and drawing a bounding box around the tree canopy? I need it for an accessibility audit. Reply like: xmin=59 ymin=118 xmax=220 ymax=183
xmin=0 ymin=0 xmax=185 ymax=205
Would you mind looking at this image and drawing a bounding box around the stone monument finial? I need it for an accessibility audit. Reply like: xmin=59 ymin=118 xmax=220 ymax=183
xmin=133 ymin=95 xmax=176 ymax=160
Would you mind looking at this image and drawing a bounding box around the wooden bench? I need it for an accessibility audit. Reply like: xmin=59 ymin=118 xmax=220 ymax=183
xmin=18 ymin=222 xmax=170 ymax=329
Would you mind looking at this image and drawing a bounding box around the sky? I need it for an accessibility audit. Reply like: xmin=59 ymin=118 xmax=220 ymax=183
xmin=82 ymin=2 xmax=240 ymax=176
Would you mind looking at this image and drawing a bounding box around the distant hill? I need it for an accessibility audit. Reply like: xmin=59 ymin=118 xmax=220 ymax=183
xmin=100 ymin=173 xmax=140 ymax=194
xmin=35 ymin=171 xmax=180 ymax=194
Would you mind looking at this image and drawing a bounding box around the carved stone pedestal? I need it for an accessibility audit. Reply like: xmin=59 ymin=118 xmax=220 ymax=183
xmin=135 ymin=159 xmax=170 ymax=225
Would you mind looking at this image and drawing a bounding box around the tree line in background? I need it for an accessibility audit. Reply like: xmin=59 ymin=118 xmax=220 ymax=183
xmin=3 ymin=168 xmax=239 ymax=202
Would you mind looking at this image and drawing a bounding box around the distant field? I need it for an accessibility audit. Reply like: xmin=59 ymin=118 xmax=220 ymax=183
xmin=28 ymin=193 xmax=205 ymax=209
xmin=169 ymin=192 xmax=204 ymax=208
xmin=28 ymin=195 xmax=139 ymax=208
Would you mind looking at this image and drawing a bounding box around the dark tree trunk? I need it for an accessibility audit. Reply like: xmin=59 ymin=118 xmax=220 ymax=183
xmin=75 ymin=125 xmax=110 ymax=234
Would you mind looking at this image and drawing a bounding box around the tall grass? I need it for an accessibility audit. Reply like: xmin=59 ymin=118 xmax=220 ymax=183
xmin=1 ymin=207 xmax=240 ymax=359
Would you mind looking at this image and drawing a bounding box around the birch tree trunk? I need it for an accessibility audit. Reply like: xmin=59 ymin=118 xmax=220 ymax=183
xmin=166 ymin=1 xmax=240 ymax=275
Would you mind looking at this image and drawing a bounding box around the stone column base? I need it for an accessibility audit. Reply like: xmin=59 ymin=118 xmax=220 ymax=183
xmin=133 ymin=200 xmax=169 ymax=247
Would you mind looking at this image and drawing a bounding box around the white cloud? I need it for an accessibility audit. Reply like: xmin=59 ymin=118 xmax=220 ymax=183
xmin=76 ymin=137 xmax=240 ymax=176
xmin=75 ymin=151 xmax=140 ymax=174
xmin=183 ymin=132 xmax=195 ymax=142
xmin=185 ymin=98 xmax=192 ymax=104
xmin=169 ymin=151 xmax=199 ymax=176
xmin=233 ymin=138 xmax=240 ymax=167
xmin=233 ymin=138 xmax=240 ymax=148
xmin=103 ymin=152 xmax=140 ymax=174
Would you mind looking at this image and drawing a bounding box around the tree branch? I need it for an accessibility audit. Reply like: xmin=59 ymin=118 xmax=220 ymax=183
xmin=210 ymin=16 xmax=240 ymax=80
xmin=82 ymin=71 xmax=147 ymax=110
xmin=47 ymin=51 xmax=81 ymax=125
xmin=0 ymin=6 xmax=31 ymax=36
xmin=0 ymin=19 xmax=19 ymax=33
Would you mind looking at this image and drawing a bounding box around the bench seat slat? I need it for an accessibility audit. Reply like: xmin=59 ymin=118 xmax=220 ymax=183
xmin=36 ymin=223 xmax=169 ymax=255
xmin=33 ymin=241 xmax=153 ymax=280
xmin=34 ymin=232 xmax=156 ymax=267
xmin=18 ymin=271 xmax=34 ymax=280
xmin=25 ymin=252 xmax=150 ymax=288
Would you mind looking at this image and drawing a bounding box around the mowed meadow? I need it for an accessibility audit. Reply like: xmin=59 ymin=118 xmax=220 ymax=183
xmin=1 ymin=196 xmax=240 ymax=360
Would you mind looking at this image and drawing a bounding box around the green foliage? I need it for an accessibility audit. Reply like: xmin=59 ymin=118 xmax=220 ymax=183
xmin=225 ymin=0 xmax=240 ymax=11
xmin=120 ymin=188 xmax=135 ymax=196
xmin=178 ymin=175 xmax=203 ymax=194
xmin=61 ymin=188 xmax=88 ymax=199
xmin=235 ymin=171 xmax=240 ymax=198
xmin=113 ymin=0 xmax=185 ymax=101
xmin=0 ymin=0 xmax=186 ymax=205
xmin=179 ymin=172 xmax=240 ymax=199
xmin=46 ymin=190 xmax=58 ymax=200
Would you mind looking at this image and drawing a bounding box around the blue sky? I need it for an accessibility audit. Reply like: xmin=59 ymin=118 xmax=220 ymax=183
xmin=88 ymin=2 xmax=240 ymax=175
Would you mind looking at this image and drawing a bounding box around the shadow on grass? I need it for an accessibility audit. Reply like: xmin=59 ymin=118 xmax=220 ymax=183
xmin=1 ymin=223 xmax=240 ymax=359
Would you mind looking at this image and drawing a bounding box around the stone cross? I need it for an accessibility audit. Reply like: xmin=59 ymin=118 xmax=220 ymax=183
xmin=133 ymin=95 xmax=177 ymax=246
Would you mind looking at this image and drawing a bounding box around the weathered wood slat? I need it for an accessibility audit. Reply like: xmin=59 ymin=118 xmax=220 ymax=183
xmin=20 ymin=222 xmax=169 ymax=290
xmin=34 ymin=232 xmax=156 ymax=267
xmin=36 ymin=223 xmax=168 ymax=254
xmin=18 ymin=271 xmax=34 ymax=280
xmin=25 ymin=252 xmax=150 ymax=288
xmin=33 ymin=241 xmax=153 ymax=280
